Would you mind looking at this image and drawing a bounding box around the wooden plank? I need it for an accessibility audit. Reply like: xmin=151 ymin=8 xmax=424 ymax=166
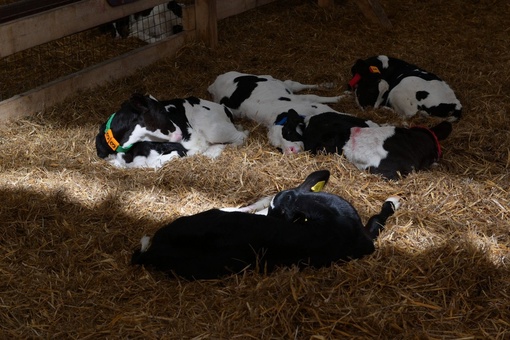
xmin=317 ymin=0 xmax=334 ymax=7
xmin=0 ymin=0 xmax=81 ymax=24
xmin=354 ymin=0 xmax=392 ymax=29
xmin=195 ymin=0 xmax=218 ymax=48
xmin=0 ymin=0 xmax=170 ymax=57
xmin=0 ymin=32 xmax=190 ymax=122
xmin=182 ymin=3 xmax=196 ymax=32
xmin=216 ymin=0 xmax=277 ymax=21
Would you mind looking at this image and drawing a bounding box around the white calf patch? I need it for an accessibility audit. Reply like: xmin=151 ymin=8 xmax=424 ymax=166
xmin=342 ymin=126 xmax=395 ymax=169
xmin=377 ymin=55 xmax=390 ymax=69
xmin=385 ymin=196 xmax=401 ymax=211
xmin=389 ymin=77 xmax=461 ymax=118
xmin=140 ymin=235 xmax=151 ymax=252
xmin=126 ymin=124 xmax=183 ymax=146
xmin=106 ymin=150 xmax=183 ymax=168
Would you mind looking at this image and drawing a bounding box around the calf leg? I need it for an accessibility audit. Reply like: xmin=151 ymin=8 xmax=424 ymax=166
xmin=283 ymin=79 xmax=345 ymax=103
xmin=283 ymin=80 xmax=337 ymax=92
xmin=202 ymin=122 xmax=249 ymax=146
xmin=283 ymin=80 xmax=320 ymax=92
xmin=295 ymin=94 xmax=345 ymax=103
xmin=365 ymin=197 xmax=400 ymax=239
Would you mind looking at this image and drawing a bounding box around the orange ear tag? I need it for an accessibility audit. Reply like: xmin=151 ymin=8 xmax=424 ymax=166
xmin=105 ymin=129 xmax=120 ymax=151
xmin=369 ymin=66 xmax=381 ymax=74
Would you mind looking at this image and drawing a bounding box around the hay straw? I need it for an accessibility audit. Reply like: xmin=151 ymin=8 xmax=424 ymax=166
xmin=0 ymin=0 xmax=509 ymax=338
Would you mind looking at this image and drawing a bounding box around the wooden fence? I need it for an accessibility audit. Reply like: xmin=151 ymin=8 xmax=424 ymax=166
xmin=0 ymin=0 xmax=277 ymax=121
xmin=0 ymin=0 xmax=390 ymax=122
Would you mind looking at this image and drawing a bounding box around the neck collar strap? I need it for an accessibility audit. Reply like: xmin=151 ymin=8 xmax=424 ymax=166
xmin=349 ymin=73 xmax=361 ymax=89
xmin=349 ymin=66 xmax=381 ymax=90
xmin=104 ymin=113 xmax=133 ymax=153
xmin=275 ymin=116 xmax=288 ymax=126
xmin=274 ymin=114 xmax=306 ymax=126
xmin=411 ymin=126 xmax=442 ymax=160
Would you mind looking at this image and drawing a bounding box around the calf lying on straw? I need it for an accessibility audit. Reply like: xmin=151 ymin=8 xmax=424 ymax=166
xmin=276 ymin=110 xmax=453 ymax=180
xmin=208 ymin=71 xmax=344 ymax=154
xmin=131 ymin=170 xmax=400 ymax=280
xmin=349 ymin=55 xmax=462 ymax=121
xmin=95 ymin=93 xmax=248 ymax=168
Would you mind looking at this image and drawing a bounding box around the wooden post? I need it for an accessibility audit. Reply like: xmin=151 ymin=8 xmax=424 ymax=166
xmin=318 ymin=0 xmax=334 ymax=7
xmin=355 ymin=0 xmax=392 ymax=29
xmin=195 ymin=0 xmax=218 ymax=48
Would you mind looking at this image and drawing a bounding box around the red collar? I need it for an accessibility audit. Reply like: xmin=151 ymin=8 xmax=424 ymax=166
xmin=348 ymin=73 xmax=361 ymax=89
xmin=411 ymin=126 xmax=442 ymax=160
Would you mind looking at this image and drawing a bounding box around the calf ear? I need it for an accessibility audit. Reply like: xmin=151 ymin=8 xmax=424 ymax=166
xmin=296 ymin=170 xmax=330 ymax=193
xmin=287 ymin=111 xmax=305 ymax=126
xmin=287 ymin=109 xmax=299 ymax=116
xmin=431 ymin=121 xmax=453 ymax=140
xmin=274 ymin=109 xmax=304 ymax=127
xmin=129 ymin=93 xmax=150 ymax=113
xmin=351 ymin=59 xmax=366 ymax=75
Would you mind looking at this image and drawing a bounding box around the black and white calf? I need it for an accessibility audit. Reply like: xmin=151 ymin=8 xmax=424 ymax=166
xmin=129 ymin=1 xmax=183 ymax=43
xmin=208 ymin=71 xmax=344 ymax=154
xmin=273 ymin=109 xmax=380 ymax=156
xmin=99 ymin=1 xmax=183 ymax=43
xmin=300 ymin=112 xmax=453 ymax=179
xmin=131 ymin=170 xmax=400 ymax=280
xmin=349 ymin=55 xmax=462 ymax=121
xmin=95 ymin=93 xmax=248 ymax=168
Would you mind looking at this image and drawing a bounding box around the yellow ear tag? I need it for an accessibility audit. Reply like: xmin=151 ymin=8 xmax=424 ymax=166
xmin=311 ymin=180 xmax=325 ymax=192
xmin=369 ymin=66 xmax=381 ymax=74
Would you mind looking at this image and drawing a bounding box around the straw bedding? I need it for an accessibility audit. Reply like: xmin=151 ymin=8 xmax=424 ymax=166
xmin=1 ymin=0 xmax=509 ymax=338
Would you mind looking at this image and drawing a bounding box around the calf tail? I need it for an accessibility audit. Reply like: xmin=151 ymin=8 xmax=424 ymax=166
xmin=447 ymin=107 xmax=462 ymax=122
xmin=365 ymin=197 xmax=400 ymax=240
xmin=131 ymin=235 xmax=151 ymax=265
xmin=220 ymin=195 xmax=273 ymax=215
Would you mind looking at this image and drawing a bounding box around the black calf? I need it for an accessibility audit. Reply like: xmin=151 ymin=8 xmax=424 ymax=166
xmin=131 ymin=170 xmax=400 ymax=279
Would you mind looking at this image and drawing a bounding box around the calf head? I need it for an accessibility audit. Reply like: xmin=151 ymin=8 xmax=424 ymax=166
xmin=267 ymin=109 xmax=306 ymax=154
xmin=268 ymin=170 xmax=361 ymax=224
xmin=167 ymin=1 xmax=183 ymax=34
xmin=303 ymin=111 xmax=375 ymax=154
xmin=349 ymin=59 xmax=389 ymax=109
xmin=428 ymin=120 xmax=453 ymax=141
xmin=95 ymin=93 xmax=183 ymax=159
xmin=268 ymin=170 xmax=330 ymax=223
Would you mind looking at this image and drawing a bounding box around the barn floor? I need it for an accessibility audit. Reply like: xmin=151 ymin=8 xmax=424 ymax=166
xmin=1 ymin=0 xmax=509 ymax=338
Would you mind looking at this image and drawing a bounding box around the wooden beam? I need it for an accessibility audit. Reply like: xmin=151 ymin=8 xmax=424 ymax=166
xmin=317 ymin=0 xmax=334 ymax=7
xmin=355 ymin=0 xmax=392 ymax=29
xmin=0 ymin=0 xmax=81 ymax=24
xmin=216 ymin=0 xmax=277 ymax=21
xmin=195 ymin=0 xmax=218 ymax=48
xmin=0 ymin=32 xmax=189 ymax=122
xmin=0 ymin=0 xmax=170 ymax=57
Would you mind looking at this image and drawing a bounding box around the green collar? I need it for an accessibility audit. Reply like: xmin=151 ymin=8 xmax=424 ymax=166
xmin=104 ymin=113 xmax=133 ymax=153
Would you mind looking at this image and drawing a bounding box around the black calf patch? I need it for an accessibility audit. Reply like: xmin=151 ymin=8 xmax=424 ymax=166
xmin=223 ymin=76 xmax=266 ymax=109
xmin=418 ymin=103 xmax=458 ymax=118
xmin=416 ymin=91 xmax=429 ymax=101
